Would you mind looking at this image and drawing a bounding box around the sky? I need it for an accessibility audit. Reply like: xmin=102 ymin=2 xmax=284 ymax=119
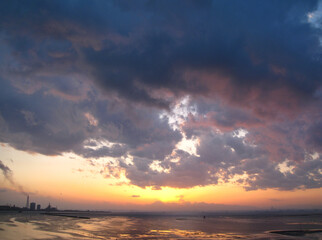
xmin=0 ymin=0 xmax=321 ymax=211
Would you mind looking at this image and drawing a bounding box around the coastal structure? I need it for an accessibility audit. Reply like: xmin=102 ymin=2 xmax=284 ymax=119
xmin=25 ymin=195 xmax=29 ymax=209
xmin=30 ymin=202 xmax=36 ymax=211
xmin=45 ymin=203 xmax=57 ymax=212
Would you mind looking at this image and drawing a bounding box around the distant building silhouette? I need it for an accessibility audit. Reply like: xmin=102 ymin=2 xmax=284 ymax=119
xmin=30 ymin=202 xmax=36 ymax=211
xmin=26 ymin=195 xmax=29 ymax=209
xmin=45 ymin=203 xmax=57 ymax=212
xmin=37 ymin=204 xmax=41 ymax=211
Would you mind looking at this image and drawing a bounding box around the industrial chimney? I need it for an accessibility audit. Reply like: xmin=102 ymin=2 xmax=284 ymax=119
xmin=26 ymin=195 xmax=29 ymax=209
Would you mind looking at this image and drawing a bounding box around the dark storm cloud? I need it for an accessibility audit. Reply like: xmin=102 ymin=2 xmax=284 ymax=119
xmin=0 ymin=0 xmax=321 ymax=191
xmin=306 ymin=120 xmax=322 ymax=151
xmin=0 ymin=77 xmax=181 ymax=158
xmin=240 ymin=156 xmax=322 ymax=191
xmin=123 ymin=132 xmax=245 ymax=189
xmin=80 ymin=144 xmax=128 ymax=159
xmin=0 ymin=79 xmax=90 ymax=155
xmin=85 ymin=99 xmax=182 ymax=151
xmin=2 ymin=0 xmax=321 ymax=109
xmin=121 ymin=129 xmax=322 ymax=191
xmin=85 ymin=0 xmax=322 ymax=114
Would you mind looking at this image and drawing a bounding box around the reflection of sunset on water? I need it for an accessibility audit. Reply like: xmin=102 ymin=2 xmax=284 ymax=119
xmin=1 ymin=213 xmax=321 ymax=239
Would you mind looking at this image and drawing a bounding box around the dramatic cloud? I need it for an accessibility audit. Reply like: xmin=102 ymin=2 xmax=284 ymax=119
xmin=0 ymin=0 xmax=321 ymax=191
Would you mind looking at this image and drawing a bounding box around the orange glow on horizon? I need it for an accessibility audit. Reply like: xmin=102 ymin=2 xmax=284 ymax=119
xmin=0 ymin=144 xmax=321 ymax=210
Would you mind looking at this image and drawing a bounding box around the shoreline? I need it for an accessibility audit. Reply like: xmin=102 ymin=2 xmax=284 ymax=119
xmin=41 ymin=212 xmax=90 ymax=219
xmin=0 ymin=213 xmax=321 ymax=240
xmin=270 ymin=229 xmax=322 ymax=237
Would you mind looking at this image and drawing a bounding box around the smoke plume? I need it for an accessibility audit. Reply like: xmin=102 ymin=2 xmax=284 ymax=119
xmin=0 ymin=160 xmax=28 ymax=196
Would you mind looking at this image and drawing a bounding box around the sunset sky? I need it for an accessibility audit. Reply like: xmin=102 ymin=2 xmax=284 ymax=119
xmin=0 ymin=0 xmax=321 ymax=211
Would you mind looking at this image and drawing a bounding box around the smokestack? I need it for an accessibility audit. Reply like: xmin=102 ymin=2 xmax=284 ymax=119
xmin=26 ymin=195 xmax=29 ymax=209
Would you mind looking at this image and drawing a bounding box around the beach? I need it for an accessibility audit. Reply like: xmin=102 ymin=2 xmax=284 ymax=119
xmin=0 ymin=212 xmax=321 ymax=239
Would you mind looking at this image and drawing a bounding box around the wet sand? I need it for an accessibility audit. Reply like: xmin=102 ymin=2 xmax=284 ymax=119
xmin=0 ymin=212 xmax=321 ymax=239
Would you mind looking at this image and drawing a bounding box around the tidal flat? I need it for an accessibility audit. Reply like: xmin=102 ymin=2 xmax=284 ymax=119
xmin=0 ymin=211 xmax=321 ymax=239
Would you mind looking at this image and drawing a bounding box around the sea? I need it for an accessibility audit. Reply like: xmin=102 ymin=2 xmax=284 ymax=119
xmin=0 ymin=211 xmax=321 ymax=239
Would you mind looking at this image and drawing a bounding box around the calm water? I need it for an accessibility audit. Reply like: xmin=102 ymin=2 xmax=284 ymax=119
xmin=0 ymin=212 xmax=321 ymax=239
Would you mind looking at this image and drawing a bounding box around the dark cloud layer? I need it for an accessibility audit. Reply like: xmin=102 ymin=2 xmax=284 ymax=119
xmin=0 ymin=0 xmax=321 ymax=191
